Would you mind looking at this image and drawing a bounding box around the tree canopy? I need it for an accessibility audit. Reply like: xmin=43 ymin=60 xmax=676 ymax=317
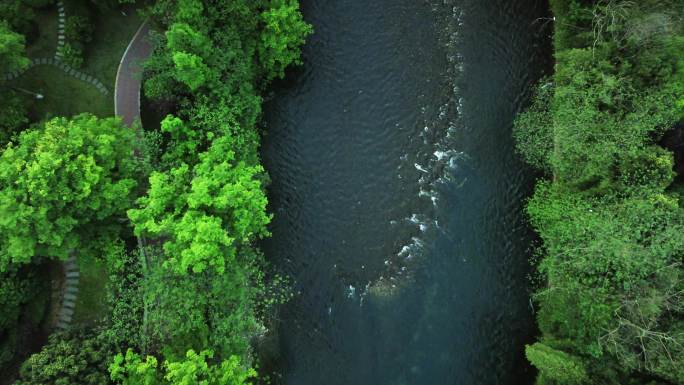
xmin=516 ymin=1 xmax=684 ymax=383
xmin=0 ymin=114 xmax=138 ymax=270
xmin=128 ymin=135 xmax=270 ymax=275
xmin=0 ymin=21 xmax=29 ymax=74
xmin=109 ymin=349 xmax=257 ymax=385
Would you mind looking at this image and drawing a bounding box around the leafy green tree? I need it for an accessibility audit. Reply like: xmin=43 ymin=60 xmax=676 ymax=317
xmin=171 ymin=51 xmax=210 ymax=91
xmin=128 ymin=135 xmax=270 ymax=275
xmin=166 ymin=22 xmax=211 ymax=56
xmin=518 ymin=2 xmax=684 ymax=383
xmin=165 ymin=22 xmax=215 ymax=91
xmin=0 ymin=21 xmax=29 ymax=74
xmin=109 ymin=349 xmax=159 ymax=385
xmin=110 ymin=349 xmax=257 ymax=385
xmin=258 ymin=0 xmax=312 ymax=80
xmin=526 ymin=343 xmax=588 ymax=384
xmin=0 ymin=114 xmax=138 ymax=270
xmin=142 ymin=247 xmax=264 ymax=359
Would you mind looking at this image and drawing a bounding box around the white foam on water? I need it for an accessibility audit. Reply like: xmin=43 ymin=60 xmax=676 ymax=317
xmin=367 ymin=1 xmax=467 ymax=298
xmin=346 ymin=284 xmax=356 ymax=299
xmin=434 ymin=150 xmax=448 ymax=160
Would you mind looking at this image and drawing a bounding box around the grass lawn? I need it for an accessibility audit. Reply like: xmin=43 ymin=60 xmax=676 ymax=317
xmin=10 ymin=65 xmax=112 ymax=121
xmin=72 ymin=256 xmax=108 ymax=326
xmin=12 ymin=3 xmax=143 ymax=121
xmin=25 ymin=7 xmax=57 ymax=59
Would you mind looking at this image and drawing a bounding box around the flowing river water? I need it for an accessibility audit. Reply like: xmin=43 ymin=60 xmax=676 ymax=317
xmin=261 ymin=1 xmax=552 ymax=384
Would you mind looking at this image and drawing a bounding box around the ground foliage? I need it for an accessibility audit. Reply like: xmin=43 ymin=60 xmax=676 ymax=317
xmin=0 ymin=0 xmax=310 ymax=382
xmin=515 ymin=0 xmax=684 ymax=384
xmin=122 ymin=0 xmax=309 ymax=380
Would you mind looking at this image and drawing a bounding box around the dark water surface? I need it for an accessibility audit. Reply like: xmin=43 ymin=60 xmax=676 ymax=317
xmin=262 ymin=1 xmax=551 ymax=384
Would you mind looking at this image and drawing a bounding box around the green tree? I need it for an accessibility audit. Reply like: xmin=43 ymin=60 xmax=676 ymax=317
xmin=518 ymin=1 xmax=684 ymax=383
xmin=142 ymin=247 xmax=264 ymax=358
xmin=0 ymin=114 xmax=138 ymax=270
xmin=110 ymin=349 xmax=257 ymax=385
xmin=0 ymin=21 xmax=29 ymax=74
xmin=16 ymin=330 xmax=115 ymax=385
xmin=128 ymin=135 xmax=270 ymax=275
xmin=165 ymin=22 xmax=215 ymax=91
xmin=171 ymin=51 xmax=210 ymax=91
xmin=0 ymin=2 xmax=36 ymax=34
xmin=258 ymin=0 xmax=312 ymax=80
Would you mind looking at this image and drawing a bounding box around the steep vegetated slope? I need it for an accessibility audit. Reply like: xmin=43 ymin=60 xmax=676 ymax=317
xmin=515 ymin=0 xmax=684 ymax=384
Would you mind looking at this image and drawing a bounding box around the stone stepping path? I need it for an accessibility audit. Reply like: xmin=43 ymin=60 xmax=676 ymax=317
xmin=56 ymin=255 xmax=80 ymax=330
xmin=56 ymin=1 xmax=66 ymax=60
xmin=2 ymin=0 xmax=109 ymax=96
xmin=2 ymin=57 xmax=110 ymax=96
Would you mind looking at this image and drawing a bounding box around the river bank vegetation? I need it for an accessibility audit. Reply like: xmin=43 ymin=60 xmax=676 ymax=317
xmin=515 ymin=0 xmax=684 ymax=384
xmin=0 ymin=0 xmax=310 ymax=384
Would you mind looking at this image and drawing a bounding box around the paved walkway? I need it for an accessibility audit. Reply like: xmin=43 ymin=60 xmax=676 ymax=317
xmin=115 ymin=22 xmax=152 ymax=127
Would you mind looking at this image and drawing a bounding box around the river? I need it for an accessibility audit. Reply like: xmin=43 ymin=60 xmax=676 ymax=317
xmin=261 ymin=1 xmax=551 ymax=384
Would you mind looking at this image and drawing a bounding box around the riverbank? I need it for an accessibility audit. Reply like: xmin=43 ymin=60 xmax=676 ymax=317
xmin=515 ymin=1 xmax=684 ymax=383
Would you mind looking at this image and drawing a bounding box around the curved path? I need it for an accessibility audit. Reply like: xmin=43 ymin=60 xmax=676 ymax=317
xmin=115 ymin=22 xmax=153 ymax=127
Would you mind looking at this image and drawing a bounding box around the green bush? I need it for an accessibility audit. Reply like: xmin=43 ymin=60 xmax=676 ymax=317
xmin=0 ymin=21 xmax=30 ymax=74
xmin=59 ymin=41 xmax=84 ymax=68
xmin=16 ymin=330 xmax=115 ymax=385
xmin=526 ymin=342 xmax=588 ymax=384
xmin=64 ymin=15 xmax=93 ymax=44
xmin=513 ymin=79 xmax=554 ymax=173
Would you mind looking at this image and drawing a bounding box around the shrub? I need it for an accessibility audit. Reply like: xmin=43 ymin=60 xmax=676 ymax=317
xmin=58 ymin=41 xmax=84 ymax=68
xmin=16 ymin=330 xmax=115 ymax=385
xmin=513 ymin=79 xmax=554 ymax=173
xmin=64 ymin=15 xmax=93 ymax=44
xmin=526 ymin=342 xmax=588 ymax=384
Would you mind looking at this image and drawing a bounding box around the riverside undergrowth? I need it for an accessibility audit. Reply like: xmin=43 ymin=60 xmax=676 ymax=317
xmin=514 ymin=1 xmax=684 ymax=384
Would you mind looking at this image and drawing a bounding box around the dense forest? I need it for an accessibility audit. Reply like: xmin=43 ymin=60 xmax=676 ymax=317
xmin=5 ymin=0 xmax=684 ymax=383
xmin=514 ymin=0 xmax=684 ymax=384
xmin=0 ymin=0 xmax=311 ymax=384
